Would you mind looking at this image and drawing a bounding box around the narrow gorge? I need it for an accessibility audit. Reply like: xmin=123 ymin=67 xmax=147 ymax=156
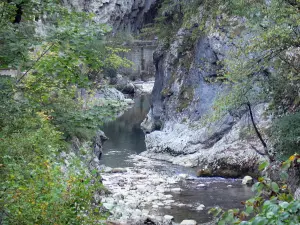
xmin=0 ymin=0 xmax=299 ymax=225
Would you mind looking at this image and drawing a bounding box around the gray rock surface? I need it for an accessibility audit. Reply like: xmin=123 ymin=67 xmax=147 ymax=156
xmin=63 ymin=0 xmax=157 ymax=32
xmin=142 ymin=104 xmax=268 ymax=177
xmin=142 ymin=17 xmax=269 ymax=177
xmin=96 ymin=86 xmax=126 ymax=101
xmin=180 ymin=220 xmax=197 ymax=225
xmin=93 ymin=130 xmax=108 ymax=159
xmin=242 ymin=176 xmax=254 ymax=185
xmin=112 ymin=74 xmax=135 ymax=94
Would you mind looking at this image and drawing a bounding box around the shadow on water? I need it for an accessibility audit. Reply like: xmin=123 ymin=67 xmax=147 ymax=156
xmin=100 ymin=95 xmax=150 ymax=167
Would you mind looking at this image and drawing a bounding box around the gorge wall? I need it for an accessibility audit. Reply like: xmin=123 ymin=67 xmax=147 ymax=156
xmin=141 ymin=18 xmax=269 ymax=177
xmin=63 ymin=0 xmax=157 ymax=33
xmin=65 ymin=0 xmax=271 ymax=178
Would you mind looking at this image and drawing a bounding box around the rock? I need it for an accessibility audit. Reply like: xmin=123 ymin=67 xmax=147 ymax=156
xmin=295 ymin=188 xmax=300 ymax=200
xmin=113 ymin=74 xmax=135 ymax=94
xmin=197 ymin=184 xmax=206 ymax=187
xmin=165 ymin=194 xmax=173 ymax=199
xmin=227 ymin=185 xmax=233 ymax=187
xmin=124 ymin=98 xmax=135 ymax=104
xmin=111 ymin=168 xmax=127 ymax=173
xmin=64 ymin=0 xmax=157 ymax=33
xmin=96 ymin=87 xmax=125 ymax=101
xmin=134 ymin=81 xmax=155 ymax=94
xmin=142 ymin=17 xmax=269 ymax=176
xmin=152 ymin=204 xmax=159 ymax=208
xmin=170 ymin=188 xmax=182 ymax=192
xmin=242 ymin=176 xmax=253 ymax=185
xmin=103 ymin=167 xmax=112 ymax=173
xmin=178 ymin=174 xmax=189 ymax=179
xmin=177 ymin=203 xmax=186 ymax=207
xmin=103 ymin=203 xmax=114 ymax=210
xmin=196 ymin=204 xmax=205 ymax=211
xmin=180 ymin=220 xmax=197 ymax=225
xmin=93 ymin=130 xmax=108 ymax=159
xmin=197 ymin=169 xmax=212 ymax=177
xmin=164 ymin=215 xmax=174 ymax=221
xmin=141 ymin=110 xmax=158 ymax=133
xmin=136 ymin=184 xmax=147 ymax=192
xmin=144 ymin=218 xmax=157 ymax=225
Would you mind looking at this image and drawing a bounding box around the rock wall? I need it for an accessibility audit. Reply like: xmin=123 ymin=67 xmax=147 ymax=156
xmin=63 ymin=0 xmax=157 ymax=32
xmin=141 ymin=19 xmax=269 ymax=177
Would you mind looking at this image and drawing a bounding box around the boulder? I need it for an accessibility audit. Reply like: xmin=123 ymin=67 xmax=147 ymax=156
xmin=196 ymin=204 xmax=205 ymax=211
xmin=114 ymin=74 xmax=135 ymax=94
xmin=164 ymin=215 xmax=174 ymax=222
xmin=96 ymin=87 xmax=125 ymax=101
xmin=93 ymin=130 xmax=108 ymax=159
xmin=242 ymin=176 xmax=253 ymax=185
xmin=196 ymin=169 xmax=212 ymax=177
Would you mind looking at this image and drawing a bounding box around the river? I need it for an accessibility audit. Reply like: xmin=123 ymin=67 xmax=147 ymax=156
xmin=100 ymin=95 xmax=253 ymax=224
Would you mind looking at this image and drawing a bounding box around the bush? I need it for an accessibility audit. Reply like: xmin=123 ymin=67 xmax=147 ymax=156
xmin=210 ymin=157 xmax=300 ymax=225
xmin=0 ymin=114 xmax=106 ymax=225
xmin=271 ymin=112 xmax=300 ymax=160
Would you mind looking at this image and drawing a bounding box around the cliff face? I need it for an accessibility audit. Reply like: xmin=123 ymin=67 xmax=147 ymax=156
xmin=63 ymin=0 xmax=157 ymax=32
xmin=141 ymin=19 xmax=269 ymax=177
xmin=64 ymin=0 xmax=268 ymax=177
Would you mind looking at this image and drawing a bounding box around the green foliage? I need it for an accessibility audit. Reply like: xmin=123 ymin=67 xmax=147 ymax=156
xmin=210 ymin=156 xmax=300 ymax=224
xmin=0 ymin=114 xmax=106 ymax=224
xmin=271 ymin=112 xmax=300 ymax=160
xmin=204 ymin=0 xmax=300 ymax=159
xmin=0 ymin=0 xmax=130 ymax=224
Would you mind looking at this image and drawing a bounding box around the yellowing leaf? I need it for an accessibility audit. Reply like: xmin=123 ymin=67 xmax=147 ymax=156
xmin=289 ymin=155 xmax=295 ymax=161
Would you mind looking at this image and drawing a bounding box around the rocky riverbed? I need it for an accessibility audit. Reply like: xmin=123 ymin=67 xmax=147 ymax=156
xmin=98 ymin=94 xmax=254 ymax=225
xmin=99 ymin=155 xmax=253 ymax=225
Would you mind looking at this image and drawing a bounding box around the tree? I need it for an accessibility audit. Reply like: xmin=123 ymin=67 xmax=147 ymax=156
xmin=209 ymin=0 xmax=300 ymax=159
xmin=0 ymin=1 xmax=129 ymax=224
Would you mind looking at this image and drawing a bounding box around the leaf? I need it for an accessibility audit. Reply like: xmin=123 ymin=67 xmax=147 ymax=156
xmin=271 ymin=182 xmax=279 ymax=193
xmin=280 ymin=171 xmax=288 ymax=182
xmin=281 ymin=161 xmax=291 ymax=170
xmin=251 ymin=216 xmax=268 ymax=225
xmin=279 ymin=201 xmax=289 ymax=209
xmin=289 ymin=155 xmax=296 ymax=161
xmin=258 ymin=161 xmax=269 ymax=171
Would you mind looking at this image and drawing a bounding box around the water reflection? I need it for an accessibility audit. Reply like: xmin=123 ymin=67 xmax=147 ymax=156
xmin=100 ymin=95 xmax=150 ymax=167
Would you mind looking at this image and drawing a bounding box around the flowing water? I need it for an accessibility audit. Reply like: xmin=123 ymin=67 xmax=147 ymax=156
xmin=100 ymin=95 xmax=253 ymax=224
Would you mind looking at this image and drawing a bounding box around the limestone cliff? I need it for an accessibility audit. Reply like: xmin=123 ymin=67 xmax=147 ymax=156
xmin=63 ymin=0 xmax=157 ymax=32
xmin=141 ymin=16 xmax=269 ymax=177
